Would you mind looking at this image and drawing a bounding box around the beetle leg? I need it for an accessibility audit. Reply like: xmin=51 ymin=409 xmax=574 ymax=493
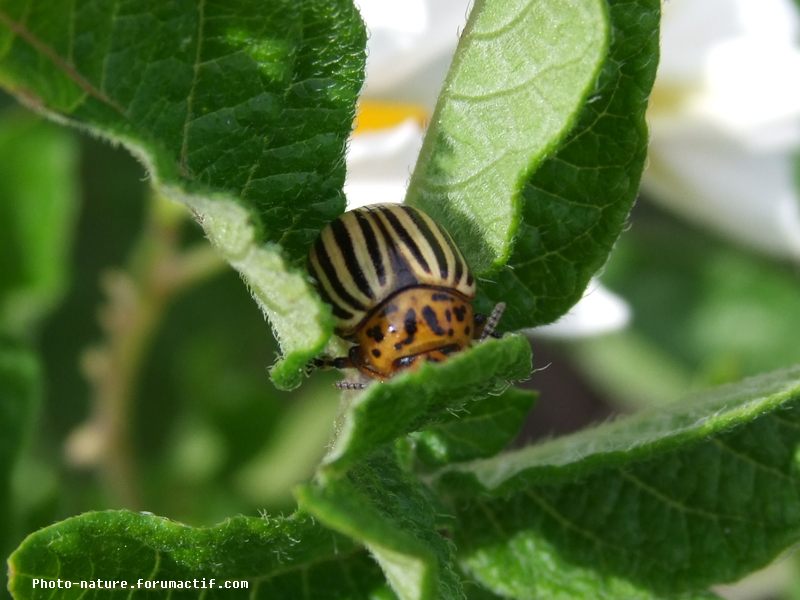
xmin=335 ymin=379 xmax=367 ymax=390
xmin=479 ymin=302 xmax=506 ymax=341
xmin=307 ymin=354 xmax=369 ymax=389
xmin=307 ymin=355 xmax=354 ymax=374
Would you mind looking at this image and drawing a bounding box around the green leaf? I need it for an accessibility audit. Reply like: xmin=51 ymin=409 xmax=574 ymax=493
xmin=437 ymin=366 xmax=800 ymax=598
xmin=406 ymin=0 xmax=610 ymax=274
xmin=298 ymin=448 xmax=462 ymax=600
xmin=0 ymin=112 xmax=78 ymax=337
xmin=411 ymin=387 xmax=536 ymax=469
xmin=463 ymin=582 xmax=507 ymax=600
xmin=0 ymin=1 xmax=367 ymax=389
xmin=479 ymin=0 xmax=660 ymax=329
xmin=0 ymin=341 xmax=40 ymax=594
xmin=322 ymin=335 xmax=532 ymax=476
xmin=8 ymin=510 xmax=389 ymax=599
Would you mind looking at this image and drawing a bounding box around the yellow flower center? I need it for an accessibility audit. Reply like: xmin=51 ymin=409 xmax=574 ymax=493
xmin=354 ymin=101 xmax=429 ymax=134
xmin=646 ymin=81 xmax=698 ymax=119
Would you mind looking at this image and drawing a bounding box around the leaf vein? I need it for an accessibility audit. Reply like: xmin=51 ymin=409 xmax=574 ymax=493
xmin=0 ymin=8 xmax=126 ymax=115
xmin=448 ymin=51 xmax=597 ymax=103
xmin=772 ymin=414 xmax=800 ymax=431
xmin=468 ymin=1 xmax=532 ymax=41
xmin=179 ymin=0 xmax=206 ymax=177
xmin=524 ymin=489 xmax=626 ymax=552
xmin=619 ymin=469 xmax=746 ymax=523
xmin=711 ymin=437 xmax=794 ymax=483
xmin=417 ymin=149 xmax=511 ymax=194
xmin=98 ymin=0 xmax=120 ymax=97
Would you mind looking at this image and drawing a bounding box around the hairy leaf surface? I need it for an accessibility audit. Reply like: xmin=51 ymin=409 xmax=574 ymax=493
xmin=8 ymin=510 xmax=388 ymax=599
xmin=411 ymin=387 xmax=536 ymax=469
xmin=438 ymin=366 xmax=800 ymax=598
xmin=323 ymin=335 xmax=532 ymax=475
xmin=298 ymin=449 xmax=462 ymax=600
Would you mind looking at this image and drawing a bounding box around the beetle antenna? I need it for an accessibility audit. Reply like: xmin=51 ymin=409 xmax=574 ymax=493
xmin=480 ymin=302 xmax=506 ymax=341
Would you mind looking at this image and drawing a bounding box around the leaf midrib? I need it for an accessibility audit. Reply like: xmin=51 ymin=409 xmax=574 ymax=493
xmin=0 ymin=8 xmax=126 ymax=115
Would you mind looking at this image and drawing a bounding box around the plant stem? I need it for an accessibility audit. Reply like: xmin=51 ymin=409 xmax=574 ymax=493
xmin=66 ymin=193 xmax=225 ymax=508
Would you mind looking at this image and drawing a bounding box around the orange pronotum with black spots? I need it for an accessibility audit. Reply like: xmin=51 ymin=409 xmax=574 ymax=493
xmin=308 ymin=203 xmax=501 ymax=382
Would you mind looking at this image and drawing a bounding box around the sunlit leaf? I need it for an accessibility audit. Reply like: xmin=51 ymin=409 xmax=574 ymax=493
xmin=8 ymin=510 xmax=387 ymax=599
xmin=439 ymin=366 xmax=800 ymax=598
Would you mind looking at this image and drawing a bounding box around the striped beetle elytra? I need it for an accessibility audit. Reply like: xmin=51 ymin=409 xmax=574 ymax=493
xmin=308 ymin=203 xmax=504 ymax=382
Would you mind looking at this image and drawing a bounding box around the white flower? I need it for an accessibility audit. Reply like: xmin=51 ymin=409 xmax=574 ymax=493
xmin=344 ymin=118 xmax=424 ymax=209
xmin=530 ymin=281 xmax=631 ymax=339
xmin=344 ymin=0 xmax=470 ymax=209
xmin=644 ymin=0 xmax=800 ymax=259
xmin=345 ymin=0 xmax=630 ymax=337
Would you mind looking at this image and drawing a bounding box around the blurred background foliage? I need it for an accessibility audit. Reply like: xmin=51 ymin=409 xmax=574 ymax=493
xmin=2 ymin=1 xmax=800 ymax=598
xmin=0 ymin=89 xmax=343 ymax=558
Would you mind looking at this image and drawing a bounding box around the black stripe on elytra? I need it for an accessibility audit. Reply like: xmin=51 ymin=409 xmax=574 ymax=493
xmin=380 ymin=207 xmax=431 ymax=274
xmin=406 ymin=208 xmax=448 ymax=279
xmin=308 ymin=260 xmax=355 ymax=321
xmin=331 ymin=217 xmax=374 ymax=299
xmin=313 ymin=237 xmax=366 ymax=313
xmin=369 ymin=208 xmax=419 ymax=289
xmin=354 ymin=210 xmax=386 ymax=286
xmin=440 ymin=231 xmax=464 ymax=286
xmin=331 ymin=303 xmax=354 ymax=320
xmin=422 ymin=305 xmax=446 ymax=335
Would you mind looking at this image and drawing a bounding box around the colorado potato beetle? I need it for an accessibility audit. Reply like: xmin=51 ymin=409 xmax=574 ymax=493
xmin=308 ymin=203 xmax=504 ymax=388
